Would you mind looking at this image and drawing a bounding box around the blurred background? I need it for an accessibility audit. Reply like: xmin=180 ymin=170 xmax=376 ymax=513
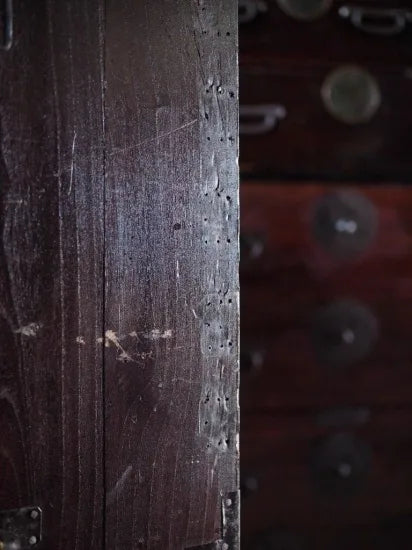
xmin=238 ymin=1 xmax=412 ymax=548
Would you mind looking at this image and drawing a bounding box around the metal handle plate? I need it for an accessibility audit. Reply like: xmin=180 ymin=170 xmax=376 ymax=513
xmin=0 ymin=0 xmax=12 ymax=50
xmin=339 ymin=5 xmax=412 ymax=36
xmin=240 ymin=104 xmax=287 ymax=135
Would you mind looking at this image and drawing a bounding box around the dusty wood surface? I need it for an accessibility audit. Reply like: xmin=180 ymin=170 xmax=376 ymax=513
xmin=0 ymin=1 xmax=239 ymax=549
xmin=104 ymin=1 xmax=239 ymax=548
xmin=0 ymin=1 xmax=105 ymax=548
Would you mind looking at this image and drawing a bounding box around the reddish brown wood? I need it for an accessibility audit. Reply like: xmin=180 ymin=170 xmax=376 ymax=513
xmin=0 ymin=1 xmax=105 ymax=548
xmin=104 ymin=1 xmax=239 ymax=548
xmin=241 ymin=183 xmax=412 ymax=410
xmin=242 ymin=410 xmax=412 ymax=546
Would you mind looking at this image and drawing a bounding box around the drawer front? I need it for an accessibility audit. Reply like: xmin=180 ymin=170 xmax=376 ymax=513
xmin=241 ymin=285 xmax=412 ymax=408
xmin=240 ymin=66 xmax=412 ymax=180
xmin=240 ymin=0 xmax=412 ymax=65
xmin=241 ymin=184 xmax=412 ymax=409
xmin=241 ymin=184 xmax=412 ymax=279
xmin=241 ymin=411 xmax=412 ymax=539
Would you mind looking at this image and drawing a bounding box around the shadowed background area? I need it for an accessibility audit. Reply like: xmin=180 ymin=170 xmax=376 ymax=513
xmin=239 ymin=1 xmax=412 ymax=548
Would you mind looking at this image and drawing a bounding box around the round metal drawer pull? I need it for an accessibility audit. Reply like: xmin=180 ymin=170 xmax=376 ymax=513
xmin=240 ymin=233 xmax=265 ymax=262
xmin=321 ymin=65 xmax=382 ymax=124
xmin=277 ymin=0 xmax=332 ymax=21
xmin=312 ymin=191 xmax=378 ymax=259
xmin=239 ymin=0 xmax=268 ymax=24
xmin=240 ymin=349 xmax=265 ymax=373
xmin=311 ymin=299 xmax=379 ymax=368
xmin=311 ymin=432 xmax=372 ymax=496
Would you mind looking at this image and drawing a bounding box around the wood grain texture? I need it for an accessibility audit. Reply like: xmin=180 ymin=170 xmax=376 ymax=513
xmin=0 ymin=1 xmax=104 ymax=549
xmin=104 ymin=1 xmax=239 ymax=549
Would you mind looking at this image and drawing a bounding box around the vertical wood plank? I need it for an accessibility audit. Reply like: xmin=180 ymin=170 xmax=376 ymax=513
xmin=104 ymin=1 xmax=239 ymax=548
xmin=0 ymin=1 xmax=105 ymax=548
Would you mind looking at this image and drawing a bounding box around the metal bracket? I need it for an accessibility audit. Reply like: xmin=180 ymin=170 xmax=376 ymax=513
xmin=185 ymin=491 xmax=240 ymax=550
xmin=0 ymin=507 xmax=42 ymax=549
xmin=1 ymin=0 xmax=13 ymax=50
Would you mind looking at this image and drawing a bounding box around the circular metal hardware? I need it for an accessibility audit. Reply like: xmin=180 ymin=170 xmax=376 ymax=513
xmin=312 ymin=191 xmax=378 ymax=259
xmin=277 ymin=0 xmax=332 ymax=20
xmin=321 ymin=65 xmax=381 ymax=124
xmin=241 ymin=474 xmax=259 ymax=497
xmin=239 ymin=0 xmax=268 ymax=24
xmin=311 ymin=300 xmax=378 ymax=368
xmin=240 ymin=349 xmax=265 ymax=373
xmin=240 ymin=233 xmax=265 ymax=262
xmin=311 ymin=432 xmax=372 ymax=495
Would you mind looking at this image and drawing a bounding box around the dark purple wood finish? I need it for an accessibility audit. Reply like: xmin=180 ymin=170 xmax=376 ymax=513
xmin=104 ymin=2 xmax=239 ymax=549
xmin=0 ymin=2 xmax=239 ymax=549
xmin=0 ymin=1 xmax=104 ymax=548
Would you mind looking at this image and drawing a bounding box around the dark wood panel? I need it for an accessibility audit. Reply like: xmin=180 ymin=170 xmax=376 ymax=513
xmin=104 ymin=1 xmax=239 ymax=549
xmin=242 ymin=410 xmax=412 ymax=536
xmin=240 ymin=0 xmax=412 ymax=66
xmin=0 ymin=1 xmax=104 ymax=548
xmin=240 ymin=65 xmax=412 ymax=181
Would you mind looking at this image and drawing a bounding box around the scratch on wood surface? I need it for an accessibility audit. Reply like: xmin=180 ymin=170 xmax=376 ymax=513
xmin=75 ymin=336 xmax=86 ymax=345
xmin=14 ymin=322 xmax=42 ymax=337
xmin=143 ymin=329 xmax=173 ymax=340
xmin=67 ymin=131 xmax=77 ymax=195
xmin=109 ymin=119 xmax=198 ymax=155
xmin=104 ymin=330 xmax=134 ymax=362
xmin=107 ymin=465 xmax=133 ymax=506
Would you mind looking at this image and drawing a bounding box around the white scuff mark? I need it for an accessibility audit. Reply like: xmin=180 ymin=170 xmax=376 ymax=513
xmin=14 ymin=323 xmax=42 ymax=337
xmin=176 ymin=260 xmax=180 ymax=279
xmin=68 ymin=131 xmax=77 ymax=195
xmin=107 ymin=465 xmax=133 ymax=505
xmin=110 ymin=119 xmax=198 ymax=155
xmin=104 ymin=330 xmax=134 ymax=362
xmin=76 ymin=336 xmax=86 ymax=345
xmin=6 ymin=198 xmax=26 ymax=205
xmin=143 ymin=329 xmax=173 ymax=340
xmin=129 ymin=330 xmax=139 ymax=338
xmin=191 ymin=308 xmax=199 ymax=319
